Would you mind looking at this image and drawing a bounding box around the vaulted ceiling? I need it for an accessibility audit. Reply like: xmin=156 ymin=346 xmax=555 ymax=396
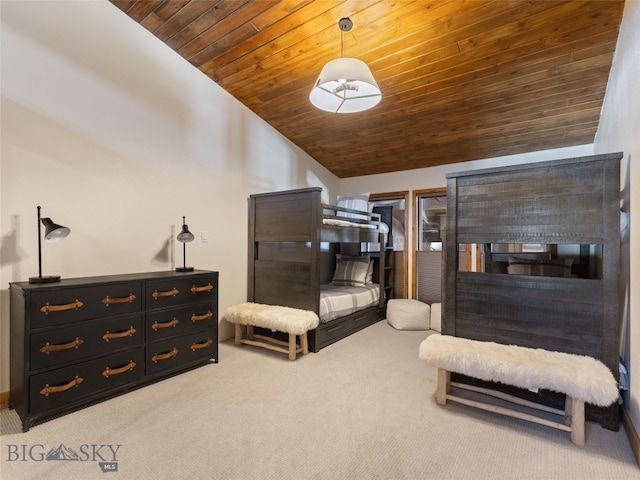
xmin=110 ymin=0 xmax=625 ymax=178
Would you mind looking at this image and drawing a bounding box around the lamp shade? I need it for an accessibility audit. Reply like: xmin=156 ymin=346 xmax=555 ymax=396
xmin=41 ymin=218 xmax=70 ymax=242
xmin=177 ymin=224 xmax=194 ymax=243
xmin=309 ymin=58 xmax=382 ymax=113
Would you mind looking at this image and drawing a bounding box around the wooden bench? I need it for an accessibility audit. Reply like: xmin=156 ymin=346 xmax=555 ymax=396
xmin=224 ymin=302 xmax=319 ymax=360
xmin=419 ymin=334 xmax=619 ymax=446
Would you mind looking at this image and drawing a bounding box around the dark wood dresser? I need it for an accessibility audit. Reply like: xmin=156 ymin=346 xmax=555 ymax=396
xmin=9 ymin=270 xmax=218 ymax=431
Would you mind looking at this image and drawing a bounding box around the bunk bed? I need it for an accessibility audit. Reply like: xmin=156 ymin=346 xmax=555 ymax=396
xmin=443 ymin=152 xmax=622 ymax=431
xmin=247 ymin=187 xmax=392 ymax=352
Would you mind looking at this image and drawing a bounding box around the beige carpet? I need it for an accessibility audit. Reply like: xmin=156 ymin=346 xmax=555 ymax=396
xmin=1 ymin=322 xmax=638 ymax=480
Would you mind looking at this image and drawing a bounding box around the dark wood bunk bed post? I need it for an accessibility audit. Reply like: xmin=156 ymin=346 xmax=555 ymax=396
xmin=247 ymin=187 xmax=322 ymax=313
xmin=248 ymin=187 xmax=389 ymax=353
xmin=443 ymin=152 xmax=623 ymax=431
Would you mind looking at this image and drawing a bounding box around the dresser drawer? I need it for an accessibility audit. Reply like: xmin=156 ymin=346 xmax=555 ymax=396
xmin=145 ymin=331 xmax=216 ymax=376
xmin=29 ymin=348 xmax=144 ymax=414
xmin=145 ymin=274 xmax=217 ymax=310
xmin=30 ymin=314 xmax=143 ymax=371
xmin=30 ymin=282 xmax=142 ymax=328
xmin=146 ymin=304 xmax=216 ymax=342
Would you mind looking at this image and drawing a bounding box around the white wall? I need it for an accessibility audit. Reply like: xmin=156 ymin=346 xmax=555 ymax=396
xmin=0 ymin=1 xmax=340 ymax=393
xmin=594 ymin=0 xmax=640 ymax=434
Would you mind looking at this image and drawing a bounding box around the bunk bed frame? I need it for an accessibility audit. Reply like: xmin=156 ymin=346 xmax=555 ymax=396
xmin=248 ymin=187 xmax=390 ymax=352
xmin=443 ymin=152 xmax=622 ymax=430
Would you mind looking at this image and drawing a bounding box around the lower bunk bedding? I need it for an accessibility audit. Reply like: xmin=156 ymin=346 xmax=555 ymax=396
xmin=255 ymin=283 xmax=385 ymax=353
xmin=319 ymin=284 xmax=379 ymax=323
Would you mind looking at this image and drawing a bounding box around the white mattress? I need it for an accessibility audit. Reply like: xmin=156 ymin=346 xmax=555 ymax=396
xmin=319 ymin=284 xmax=380 ymax=323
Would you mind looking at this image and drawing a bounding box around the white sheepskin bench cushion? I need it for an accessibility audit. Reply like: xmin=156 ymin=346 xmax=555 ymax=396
xmin=419 ymin=334 xmax=618 ymax=406
xmin=224 ymin=302 xmax=319 ymax=335
xmin=387 ymin=299 xmax=430 ymax=330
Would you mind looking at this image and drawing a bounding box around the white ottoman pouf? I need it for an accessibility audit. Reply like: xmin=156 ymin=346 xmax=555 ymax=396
xmin=387 ymin=299 xmax=430 ymax=330
xmin=430 ymin=302 xmax=442 ymax=332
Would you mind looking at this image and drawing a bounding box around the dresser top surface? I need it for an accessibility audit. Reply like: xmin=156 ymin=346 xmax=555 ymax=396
xmin=10 ymin=269 xmax=218 ymax=292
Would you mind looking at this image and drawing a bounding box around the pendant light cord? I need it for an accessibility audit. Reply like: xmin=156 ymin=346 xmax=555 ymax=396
xmin=338 ymin=17 xmax=352 ymax=58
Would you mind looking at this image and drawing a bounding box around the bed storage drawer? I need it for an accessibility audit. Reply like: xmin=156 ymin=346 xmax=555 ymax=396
xmin=317 ymin=318 xmax=351 ymax=346
xmin=348 ymin=307 xmax=383 ymax=332
xmin=10 ymin=270 xmax=218 ymax=432
xmin=315 ymin=306 xmax=384 ymax=350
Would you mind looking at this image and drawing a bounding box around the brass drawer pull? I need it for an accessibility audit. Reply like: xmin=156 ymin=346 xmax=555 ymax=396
xmin=102 ymin=361 xmax=136 ymax=378
xmin=40 ymin=376 xmax=83 ymax=396
xmin=39 ymin=300 xmax=84 ymax=315
xmin=40 ymin=337 xmax=84 ymax=355
xmin=152 ymin=318 xmax=179 ymax=330
xmin=191 ymin=311 xmax=213 ymax=322
xmin=152 ymin=288 xmax=179 ymax=299
xmin=102 ymin=294 xmax=136 ymax=306
xmin=191 ymin=283 xmax=213 ymax=294
xmin=190 ymin=338 xmax=213 ymax=351
xmin=102 ymin=326 xmax=136 ymax=342
xmin=152 ymin=348 xmax=178 ymax=362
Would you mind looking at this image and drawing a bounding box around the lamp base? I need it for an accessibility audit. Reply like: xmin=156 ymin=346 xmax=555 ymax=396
xmin=175 ymin=267 xmax=194 ymax=272
xmin=29 ymin=275 xmax=61 ymax=284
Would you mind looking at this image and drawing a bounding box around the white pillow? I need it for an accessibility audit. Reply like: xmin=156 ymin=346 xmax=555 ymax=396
xmin=332 ymin=254 xmax=370 ymax=287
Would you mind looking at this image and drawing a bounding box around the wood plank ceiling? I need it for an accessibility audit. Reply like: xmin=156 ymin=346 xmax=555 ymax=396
xmin=110 ymin=0 xmax=625 ymax=178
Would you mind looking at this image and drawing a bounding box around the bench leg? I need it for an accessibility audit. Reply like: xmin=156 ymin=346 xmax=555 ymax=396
xmin=288 ymin=333 xmax=296 ymax=361
xmin=247 ymin=325 xmax=254 ymax=341
xmin=301 ymin=332 xmax=309 ymax=355
xmin=436 ymin=368 xmax=451 ymax=405
xmin=235 ymin=324 xmax=243 ymax=345
xmin=567 ymin=396 xmax=585 ymax=446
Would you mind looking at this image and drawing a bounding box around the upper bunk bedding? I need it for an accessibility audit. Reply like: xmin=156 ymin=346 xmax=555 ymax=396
xmin=320 ymin=192 xmax=389 ymax=243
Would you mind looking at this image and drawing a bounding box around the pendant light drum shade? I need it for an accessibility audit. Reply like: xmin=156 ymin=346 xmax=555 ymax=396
xmin=309 ymin=58 xmax=382 ymax=113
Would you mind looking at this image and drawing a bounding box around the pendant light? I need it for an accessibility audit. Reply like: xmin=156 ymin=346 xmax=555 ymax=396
xmin=309 ymin=18 xmax=381 ymax=113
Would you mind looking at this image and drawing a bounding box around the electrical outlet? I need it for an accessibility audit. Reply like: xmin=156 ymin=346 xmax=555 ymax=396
xmin=201 ymin=231 xmax=208 ymax=243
